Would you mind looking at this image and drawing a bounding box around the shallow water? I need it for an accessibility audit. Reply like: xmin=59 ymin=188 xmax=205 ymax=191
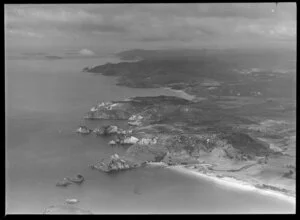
xmin=5 ymin=57 xmax=295 ymax=214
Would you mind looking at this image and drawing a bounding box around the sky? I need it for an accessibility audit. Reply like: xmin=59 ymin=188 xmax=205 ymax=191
xmin=5 ymin=3 xmax=296 ymax=55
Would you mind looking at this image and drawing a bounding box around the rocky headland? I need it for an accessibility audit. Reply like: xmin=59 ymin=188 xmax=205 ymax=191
xmin=80 ymin=49 xmax=295 ymax=201
xmin=81 ymin=95 xmax=295 ymax=199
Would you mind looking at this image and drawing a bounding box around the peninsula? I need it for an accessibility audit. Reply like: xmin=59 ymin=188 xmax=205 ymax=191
xmin=81 ymin=49 xmax=296 ymax=200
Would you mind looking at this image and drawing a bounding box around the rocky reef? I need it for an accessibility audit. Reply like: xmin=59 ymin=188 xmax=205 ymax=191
xmin=76 ymin=126 xmax=92 ymax=134
xmin=93 ymin=125 xmax=128 ymax=136
xmin=56 ymin=174 xmax=85 ymax=187
xmin=90 ymin=154 xmax=140 ymax=173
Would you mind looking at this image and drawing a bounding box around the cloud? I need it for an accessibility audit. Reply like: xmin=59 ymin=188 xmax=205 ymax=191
xmin=234 ymin=20 xmax=296 ymax=41
xmin=6 ymin=29 xmax=43 ymax=38
xmin=79 ymin=49 xmax=95 ymax=56
xmin=5 ymin=5 xmax=127 ymax=34
xmin=78 ymin=23 xmax=128 ymax=33
xmin=4 ymin=3 xmax=296 ymax=51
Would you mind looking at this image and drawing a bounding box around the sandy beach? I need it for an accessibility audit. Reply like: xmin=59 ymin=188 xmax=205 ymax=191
xmin=166 ymin=165 xmax=296 ymax=205
xmin=163 ymin=87 xmax=197 ymax=101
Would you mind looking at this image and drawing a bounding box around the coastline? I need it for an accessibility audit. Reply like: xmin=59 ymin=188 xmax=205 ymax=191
xmin=166 ymin=165 xmax=296 ymax=205
xmin=82 ymin=60 xmax=295 ymax=209
xmin=145 ymin=162 xmax=169 ymax=167
xmin=162 ymin=87 xmax=197 ymax=101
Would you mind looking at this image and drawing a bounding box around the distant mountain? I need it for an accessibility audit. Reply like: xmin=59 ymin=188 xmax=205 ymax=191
xmin=116 ymin=49 xmax=208 ymax=60
xmin=22 ymin=52 xmax=47 ymax=56
xmin=45 ymin=55 xmax=63 ymax=60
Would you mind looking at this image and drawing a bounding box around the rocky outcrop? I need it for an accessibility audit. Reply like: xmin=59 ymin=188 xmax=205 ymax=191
xmin=128 ymin=114 xmax=143 ymax=126
xmin=80 ymin=49 xmax=296 ymax=198
xmin=76 ymin=126 xmax=92 ymax=134
xmin=82 ymin=65 xmax=98 ymax=72
xmin=84 ymin=96 xmax=192 ymax=122
xmin=93 ymin=127 xmax=106 ymax=135
xmin=90 ymin=154 xmax=139 ymax=173
xmin=123 ymin=130 xmax=274 ymax=166
xmin=137 ymin=137 xmax=158 ymax=145
xmin=122 ymin=136 xmax=139 ymax=145
xmin=82 ymin=67 xmax=90 ymax=72
xmin=109 ymin=140 xmax=117 ymax=145
xmin=65 ymin=199 xmax=80 ymax=205
xmin=93 ymin=125 xmax=126 ymax=136
xmin=82 ymin=96 xmax=277 ymax=166
xmin=84 ymin=101 xmax=135 ymax=120
xmin=56 ymin=178 xmax=73 ymax=187
xmin=67 ymin=174 xmax=84 ymax=184
xmin=107 ymin=134 xmax=140 ymax=145
xmin=56 ymin=174 xmax=84 ymax=187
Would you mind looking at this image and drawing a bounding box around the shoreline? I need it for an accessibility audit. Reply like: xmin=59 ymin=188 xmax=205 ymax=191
xmin=166 ymin=165 xmax=295 ymax=205
xmin=162 ymin=87 xmax=197 ymax=101
xmin=83 ymin=64 xmax=295 ymax=206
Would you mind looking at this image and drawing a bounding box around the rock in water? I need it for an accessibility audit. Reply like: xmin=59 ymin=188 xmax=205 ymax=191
xmin=67 ymin=174 xmax=84 ymax=184
xmin=112 ymin=154 xmax=118 ymax=159
xmin=65 ymin=199 xmax=80 ymax=205
xmin=138 ymin=137 xmax=157 ymax=145
xmin=76 ymin=126 xmax=92 ymax=134
xmin=123 ymin=136 xmax=139 ymax=144
xmin=56 ymin=178 xmax=72 ymax=187
xmin=93 ymin=126 xmax=107 ymax=135
xmin=109 ymin=140 xmax=116 ymax=145
xmin=90 ymin=154 xmax=138 ymax=173
xmin=43 ymin=205 xmax=92 ymax=214
xmin=93 ymin=125 xmax=124 ymax=136
xmin=106 ymin=125 xmax=119 ymax=134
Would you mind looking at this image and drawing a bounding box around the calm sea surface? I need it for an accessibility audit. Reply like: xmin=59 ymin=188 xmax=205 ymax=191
xmin=5 ymin=57 xmax=295 ymax=214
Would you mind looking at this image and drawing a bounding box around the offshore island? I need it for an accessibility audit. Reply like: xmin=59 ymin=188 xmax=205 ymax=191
xmin=80 ymin=49 xmax=296 ymax=202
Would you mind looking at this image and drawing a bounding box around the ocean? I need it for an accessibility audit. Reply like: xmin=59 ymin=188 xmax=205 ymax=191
xmin=5 ymin=57 xmax=295 ymax=214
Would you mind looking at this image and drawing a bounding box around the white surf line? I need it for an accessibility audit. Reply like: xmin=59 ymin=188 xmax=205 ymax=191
xmin=167 ymin=165 xmax=295 ymax=205
xmin=146 ymin=162 xmax=168 ymax=167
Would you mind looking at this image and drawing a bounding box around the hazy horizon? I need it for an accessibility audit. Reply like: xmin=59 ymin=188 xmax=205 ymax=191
xmin=5 ymin=3 xmax=296 ymax=56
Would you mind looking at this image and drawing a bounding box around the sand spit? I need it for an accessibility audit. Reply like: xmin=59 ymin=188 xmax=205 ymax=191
xmin=163 ymin=87 xmax=198 ymax=101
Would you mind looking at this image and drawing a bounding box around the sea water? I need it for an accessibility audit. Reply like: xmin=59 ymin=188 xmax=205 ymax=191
xmin=5 ymin=57 xmax=295 ymax=214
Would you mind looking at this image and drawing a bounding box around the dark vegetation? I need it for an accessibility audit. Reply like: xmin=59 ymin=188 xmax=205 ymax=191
xmin=85 ymin=49 xmax=295 ymax=99
xmin=84 ymin=49 xmax=295 ymax=195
